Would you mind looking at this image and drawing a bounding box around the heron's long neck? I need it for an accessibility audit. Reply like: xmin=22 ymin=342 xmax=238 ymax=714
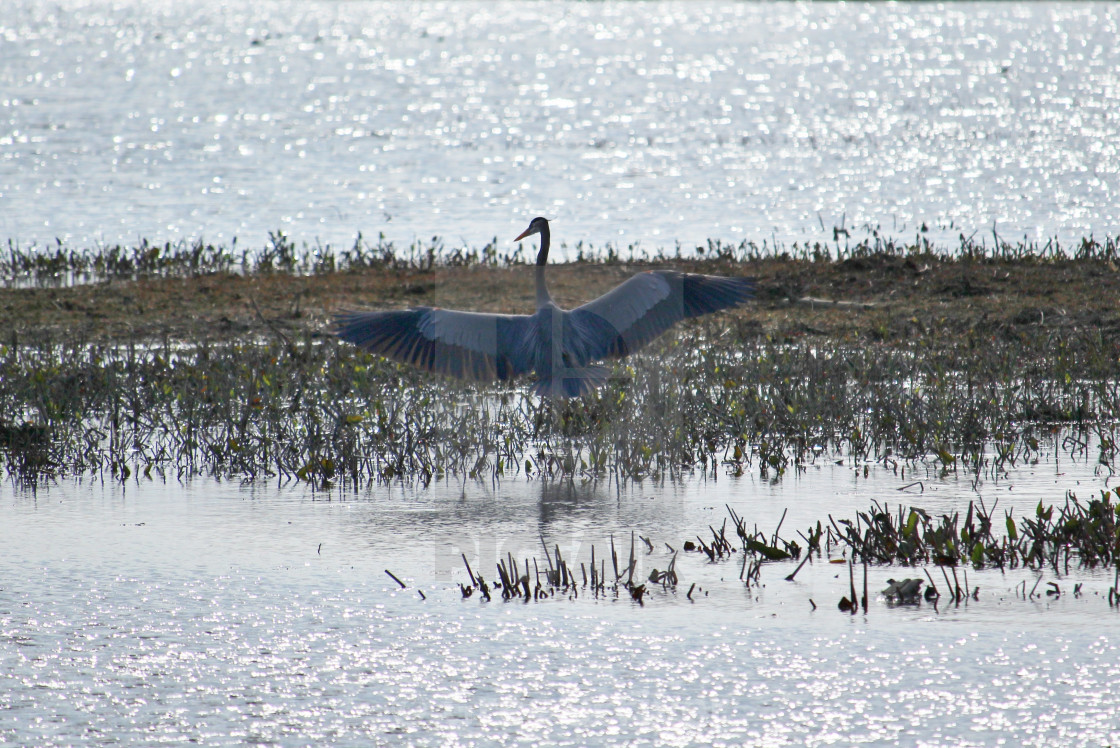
xmin=534 ymin=224 xmax=552 ymax=307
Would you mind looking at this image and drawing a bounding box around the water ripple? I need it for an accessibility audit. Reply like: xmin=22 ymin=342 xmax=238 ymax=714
xmin=1 ymin=1 xmax=1117 ymax=251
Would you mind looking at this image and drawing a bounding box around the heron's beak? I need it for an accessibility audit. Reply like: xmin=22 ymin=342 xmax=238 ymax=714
xmin=514 ymin=227 xmax=532 ymax=241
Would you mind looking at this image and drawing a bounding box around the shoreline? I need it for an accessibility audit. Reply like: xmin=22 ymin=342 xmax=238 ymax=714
xmin=4 ymin=252 xmax=1118 ymax=349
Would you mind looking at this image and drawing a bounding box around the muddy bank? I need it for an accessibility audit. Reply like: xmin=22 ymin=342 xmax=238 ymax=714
xmin=4 ymin=255 xmax=1119 ymax=349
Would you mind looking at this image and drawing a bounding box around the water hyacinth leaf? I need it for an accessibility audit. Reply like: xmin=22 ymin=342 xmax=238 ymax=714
xmin=745 ymin=539 xmax=791 ymax=561
xmin=970 ymin=543 xmax=985 ymax=566
xmin=904 ymin=509 xmax=920 ymax=539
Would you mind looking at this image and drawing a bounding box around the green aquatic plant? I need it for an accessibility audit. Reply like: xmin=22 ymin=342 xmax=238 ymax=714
xmin=447 ymin=494 xmax=1119 ymax=609
xmin=1 ymin=314 xmax=1118 ymax=487
xmin=817 ymin=491 xmax=1120 ymax=573
xmin=5 ymin=229 xmax=1120 ymax=287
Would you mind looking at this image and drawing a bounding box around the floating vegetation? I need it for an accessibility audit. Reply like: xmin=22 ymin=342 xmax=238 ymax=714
xmin=817 ymin=490 xmax=1120 ymax=573
xmin=447 ymin=499 xmax=1120 ymax=611
xmin=882 ymin=578 xmax=933 ymax=604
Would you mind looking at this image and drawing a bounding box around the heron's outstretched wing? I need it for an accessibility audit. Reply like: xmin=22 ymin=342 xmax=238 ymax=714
xmin=571 ymin=271 xmax=755 ymax=359
xmin=335 ymin=307 xmax=534 ymax=382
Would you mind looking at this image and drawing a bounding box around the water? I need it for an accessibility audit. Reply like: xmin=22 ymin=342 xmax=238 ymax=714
xmin=4 ymin=454 xmax=1120 ymax=745
xmin=5 ymin=2 xmax=1120 ymax=743
xmin=3 ymin=1 xmax=1119 ymax=254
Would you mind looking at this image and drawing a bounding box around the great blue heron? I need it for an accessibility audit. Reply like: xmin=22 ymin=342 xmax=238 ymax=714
xmin=335 ymin=217 xmax=755 ymax=397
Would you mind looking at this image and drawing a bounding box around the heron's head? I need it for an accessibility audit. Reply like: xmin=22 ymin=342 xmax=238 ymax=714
xmin=515 ymin=217 xmax=551 ymax=265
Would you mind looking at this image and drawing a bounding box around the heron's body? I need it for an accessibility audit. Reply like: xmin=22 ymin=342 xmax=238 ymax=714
xmin=335 ymin=217 xmax=755 ymax=397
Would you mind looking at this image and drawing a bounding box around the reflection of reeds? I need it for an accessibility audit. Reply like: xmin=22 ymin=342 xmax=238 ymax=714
xmin=1 ymin=317 xmax=1119 ymax=486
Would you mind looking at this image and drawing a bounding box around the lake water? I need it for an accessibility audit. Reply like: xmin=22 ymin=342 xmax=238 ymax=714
xmin=2 ymin=1 xmax=1119 ymax=255
xmin=6 ymin=2 xmax=1120 ymax=744
xmin=4 ymin=450 xmax=1120 ymax=746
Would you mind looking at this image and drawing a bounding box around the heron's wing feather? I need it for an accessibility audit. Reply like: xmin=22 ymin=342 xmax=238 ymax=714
xmin=335 ymin=308 xmax=534 ymax=382
xmin=572 ymin=271 xmax=755 ymax=358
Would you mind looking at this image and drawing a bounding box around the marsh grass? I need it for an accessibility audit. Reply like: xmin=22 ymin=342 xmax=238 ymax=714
xmin=1 ymin=231 xmax=514 ymax=287
xmin=455 ymin=493 xmax=1120 ymax=608
xmin=8 ymin=230 xmax=1120 ymax=611
xmin=3 ymin=229 xmax=1119 ymax=486
xmin=814 ymin=490 xmax=1120 ymax=573
xmin=1 ymin=314 xmax=1118 ymax=488
xmin=5 ymin=229 xmax=1120 ymax=287
xmin=457 ymin=530 xmax=679 ymax=605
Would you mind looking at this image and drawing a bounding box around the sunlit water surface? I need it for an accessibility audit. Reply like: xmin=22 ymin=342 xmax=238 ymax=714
xmin=2 ymin=1 xmax=1119 ymax=254
xmin=4 ymin=453 xmax=1120 ymax=746
xmin=4 ymin=0 xmax=1120 ymax=742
